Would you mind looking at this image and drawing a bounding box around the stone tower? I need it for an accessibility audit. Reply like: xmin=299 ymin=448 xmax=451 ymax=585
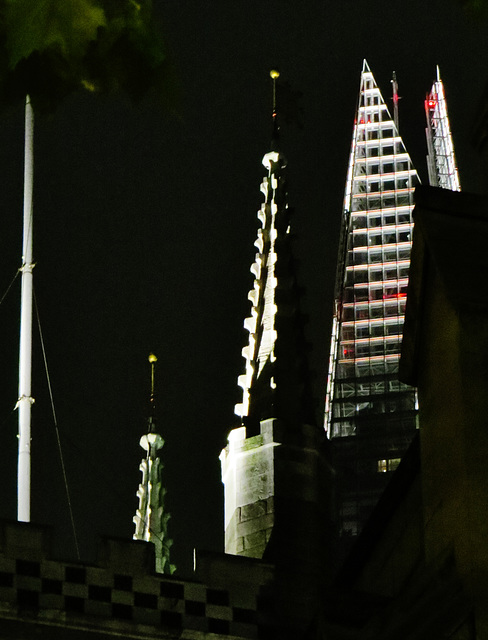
xmin=220 ymin=73 xmax=333 ymax=629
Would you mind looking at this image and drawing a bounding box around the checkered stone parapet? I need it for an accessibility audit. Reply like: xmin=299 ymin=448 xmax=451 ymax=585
xmin=0 ymin=520 xmax=259 ymax=639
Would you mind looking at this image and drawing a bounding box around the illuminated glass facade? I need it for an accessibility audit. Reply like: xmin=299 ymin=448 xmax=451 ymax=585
xmin=325 ymin=61 xmax=420 ymax=537
xmin=425 ymin=68 xmax=461 ymax=191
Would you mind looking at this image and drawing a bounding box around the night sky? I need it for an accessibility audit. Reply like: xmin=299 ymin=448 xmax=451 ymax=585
xmin=0 ymin=1 xmax=487 ymax=576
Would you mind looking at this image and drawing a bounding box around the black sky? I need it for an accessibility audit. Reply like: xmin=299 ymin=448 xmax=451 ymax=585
xmin=0 ymin=1 xmax=487 ymax=575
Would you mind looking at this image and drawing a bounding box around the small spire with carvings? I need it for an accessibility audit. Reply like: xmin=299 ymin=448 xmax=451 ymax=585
xmin=133 ymin=354 xmax=175 ymax=574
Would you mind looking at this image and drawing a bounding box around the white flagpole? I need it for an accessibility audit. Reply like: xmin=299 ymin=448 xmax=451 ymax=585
xmin=18 ymin=95 xmax=34 ymax=522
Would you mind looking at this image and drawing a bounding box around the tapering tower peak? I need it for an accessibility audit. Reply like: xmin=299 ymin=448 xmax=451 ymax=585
xmin=221 ymin=73 xmax=331 ymax=589
xmin=233 ymin=72 xmax=312 ymax=432
xmin=324 ymin=61 xmax=420 ymax=540
xmin=425 ymin=67 xmax=461 ymax=191
xmin=133 ymin=354 xmax=175 ymax=574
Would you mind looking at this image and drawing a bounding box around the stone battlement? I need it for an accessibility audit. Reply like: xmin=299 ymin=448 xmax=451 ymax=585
xmin=0 ymin=519 xmax=264 ymax=639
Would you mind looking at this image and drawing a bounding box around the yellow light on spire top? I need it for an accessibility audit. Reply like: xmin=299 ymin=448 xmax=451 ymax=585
xmin=149 ymin=353 xmax=157 ymax=398
xmin=270 ymin=70 xmax=280 ymax=114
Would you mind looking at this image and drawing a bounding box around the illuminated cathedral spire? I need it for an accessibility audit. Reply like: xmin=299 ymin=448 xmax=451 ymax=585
xmin=221 ymin=72 xmax=323 ymax=566
xmin=133 ymin=354 xmax=175 ymax=574
xmin=234 ymin=70 xmax=312 ymax=430
xmin=425 ymin=67 xmax=461 ymax=191
xmin=324 ymin=60 xmax=420 ymax=537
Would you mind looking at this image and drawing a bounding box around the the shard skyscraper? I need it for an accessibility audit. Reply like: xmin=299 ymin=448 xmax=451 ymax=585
xmin=325 ymin=61 xmax=420 ymax=538
xmin=325 ymin=61 xmax=461 ymax=540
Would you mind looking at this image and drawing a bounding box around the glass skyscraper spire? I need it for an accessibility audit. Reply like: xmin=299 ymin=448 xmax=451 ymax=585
xmin=425 ymin=67 xmax=461 ymax=192
xmin=325 ymin=61 xmax=420 ymax=537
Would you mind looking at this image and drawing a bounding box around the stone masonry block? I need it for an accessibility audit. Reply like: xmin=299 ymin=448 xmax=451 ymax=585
xmin=234 ymin=537 xmax=245 ymax=554
xmin=240 ymin=501 xmax=267 ymax=523
xmin=240 ymin=435 xmax=264 ymax=452
xmin=41 ymin=560 xmax=64 ymax=581
xmin=243 ymin=531 xmax=266 ymax=552
xmin=39 ymin=593 xmax=63 ymax=610
xmin=133 ymin=607 xmax=161 ymax=627
xmin=231 ymin=621 xmax=259 ymax=640
xmin=0 ymin=586 xmax=15 ymax=603
xmin=97 ymin=538 xmax=155 ymax=576
xmin=184 ymin=582 xmax=206 ymax=602
xmin=132 ymin=576 xmax=160 ymax=595
xmin=86 ymin=566 xmax=113 ymax=588
xmin=2 ymin=521 xmax=50 ymax=561
xmin=85 ymin=599 xmax=111 ymax=618
xmin=16 ymin=576 xmax=41 ymax=592
xmin=260 ymin=419 xmax=278 ymax=444
xmin=111 ymin=590 xmax=134 ymax=605
xmin=225 ymin=510 xmax=239 ymax=543
xmin=236 ymin=514 xmax=274 ymax=538
xmin=159 ymin=596 xmax=185 ymax=613
xmin=206 ymin=604 xmax=232 ymax=620
xmin=224 ymin=524 xmax=244 ymax=555
xmin=0 ymin=557 xmax=14 ymax=573
xmin=62 ymin=582 xmax=88 ymax=598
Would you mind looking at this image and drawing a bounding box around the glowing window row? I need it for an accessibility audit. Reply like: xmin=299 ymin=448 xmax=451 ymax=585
xmin=332 ymin=393 xmax=416 ymax=419
xmin=355 ymin=141 xmax=405 ymax=158
xmin=351 ymin=210 xmax=412 ymax=230
xmin=333 ymin=378 xmax=411 ymax=399
xmin=353 ymin=168 xmax=416 ymax=184
xmin=336 ymin=356 xmax=400 ymax=378
xmin=353 ymin=177 xmax=416 ymax=194
xmin=333 ymin=393 xmax=416 ymax=419
xmin=358 ymin=99 xmax=389 ymax=113
xmin=339 ymin=352 xmax=400 ymax=364
xmin=341 ymin=317 xmax=404 ymax=340
xmin=330 ymin=414 xmax=417 ymax=437
xmin=351 ymin=228 xmax=412 ymax=249
xmin=355 ymin=151 xmax=410 ymax=164
xmin=339 ymin=336 xmax=402 ymax=360
xmin=344 ymin=281 xmax=408 ymax=304
xmin=352 ymin=191 xmax=415 ymax=212
xmin=354 ymin=156 xmax=412 ymax=175
xmin=346 ymin=263 xmax=410 ymax=284
xmin=351 ymin=244 xmax=411 ymax=265
xmin=336 ymin=364 xmax=401 ymax=386
xmin=341 ymin=299 xmax=407 ymax=321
